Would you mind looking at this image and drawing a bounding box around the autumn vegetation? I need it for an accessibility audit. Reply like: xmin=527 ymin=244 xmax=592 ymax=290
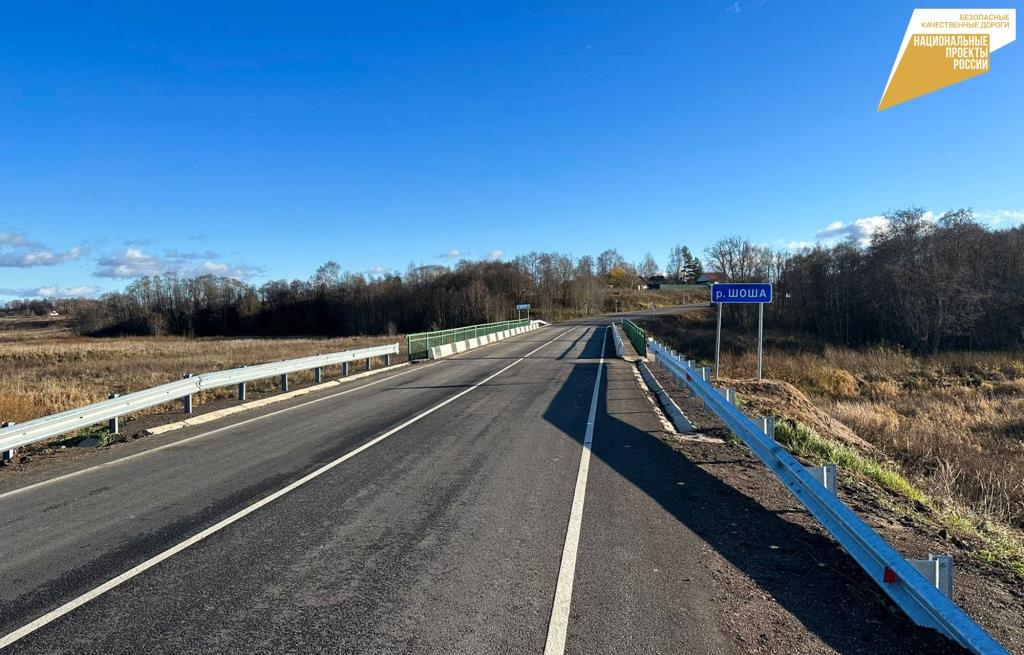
xmin=4 ymin=207 xmax=1024 ymax=550
xmin=645 ymin=309 xmax=1024 ymax=576
xmin=0 ymin=316 xmax=398 ymax=425
xmin=3 ymin=248 xmax=709 ymax=337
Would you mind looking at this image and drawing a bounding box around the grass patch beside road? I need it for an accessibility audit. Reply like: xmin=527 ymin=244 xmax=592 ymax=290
xmin=644 ymin=311 xmax=1024 ymax=530
xmin=643 ymin=310 xmax=1024 ymax=579
xmin=0 ymin=316 xmax=403 ymax=425
xmin=774 ymin=419 xmax=928 ymax=504
xmin=776 ymin=417 xmax=1024 ymax=579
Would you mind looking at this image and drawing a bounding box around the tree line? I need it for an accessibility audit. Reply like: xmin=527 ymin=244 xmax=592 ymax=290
xmin=5 ymin=207 xmax=1022 ymax=352
xmin=50 ymin=249 xmax=683 ymax=338
xmin=703 ymin=208 xmax=1024 ymax=352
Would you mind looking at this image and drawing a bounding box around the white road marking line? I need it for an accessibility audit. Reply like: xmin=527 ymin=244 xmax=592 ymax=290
xmin=0 ymin=363 xmax=431 ymax=501
xmin=0 ymin=326 xmax=572 ymax=502
xmin=544 ymin=325 xmax=607 ymax=655
xmin=0 ymin=326 xmax=576 ymax=650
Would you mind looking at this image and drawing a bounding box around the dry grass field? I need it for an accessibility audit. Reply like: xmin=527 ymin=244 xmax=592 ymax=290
xmin=644 ymin=311 xmax=1024 ymax=576
xmin=0 ymin=316 xmax=403 ymax=424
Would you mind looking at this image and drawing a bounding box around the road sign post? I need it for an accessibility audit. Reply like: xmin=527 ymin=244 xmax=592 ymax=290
xmin=710 ymin=282 xmax=773 ymax=381
xmin=758 ymin=301 xmax=764 ymax=380
xmin=715 ymin=302 xmax=723 ymax=379
xmin=516 ymin=303 xmax=530 ymax=321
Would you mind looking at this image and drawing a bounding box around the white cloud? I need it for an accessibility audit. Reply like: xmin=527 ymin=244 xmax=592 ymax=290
xmin=194 ymin=261 xmax=263 ymax=279
xmin=483 ymin=249 xmax=505 ymax=260
xmin=814 ymin=215 xmax=890 ymax=244
xmin=978 ymin=209 xmax=1024 ymax=226
xmin=0 ymin=232 xmax=39 ymax=248
xmin=437 ymin=249 xmax=466 ymax=260
xmin=0 ymin=230 xmax=84 ymax=268
xmin=813 ymin=209 xmax=1023 ymax=247
xmin=366 ymin=265 xmax=394 ymax=277
xmin=94 ymin=247 xmax=164 ymax=278
xmin=94 ymin=247 xmax=263 ymax=280
xmin=0 ymin=285 xmax=100 ymax=298
xmin=784 ymin=241 xmax=816 ymax=251
xmin=726 ymin=0 xmax=765 ymax=13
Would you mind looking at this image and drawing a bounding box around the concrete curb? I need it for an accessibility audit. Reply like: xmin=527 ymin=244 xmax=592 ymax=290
xmin=428 ymin=322 xmax=543 ymax=360
xmin=637 ymin=361 xmax=695 ymax=434
xmin=146 ymin=363 xmax=412 ymax=436
xmin=611 ymin=323 xmax=626 ymax=358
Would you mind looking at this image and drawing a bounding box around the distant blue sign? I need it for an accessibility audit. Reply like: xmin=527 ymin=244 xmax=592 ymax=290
xmin=516 ymin=303 xmax=531 ymax=311
xmin=711 ymin=283 xmax=773 ymax=304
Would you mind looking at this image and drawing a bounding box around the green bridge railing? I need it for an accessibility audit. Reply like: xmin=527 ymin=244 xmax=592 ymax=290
xmin=621 ymin=318 xmax=647 ymax=356
xmin=407 ymin=319 xmax=531 ymax=360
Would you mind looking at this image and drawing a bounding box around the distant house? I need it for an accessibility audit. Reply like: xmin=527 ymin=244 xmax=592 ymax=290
xmin=697 ymin=272 xmax=724 ymax=285
xmin=644 ymin=275 xmax=667 ymax=289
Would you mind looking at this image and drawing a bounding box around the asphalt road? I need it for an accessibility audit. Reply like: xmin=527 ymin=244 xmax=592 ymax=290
xmin=0 ymin=320 xmax=961 ymax=654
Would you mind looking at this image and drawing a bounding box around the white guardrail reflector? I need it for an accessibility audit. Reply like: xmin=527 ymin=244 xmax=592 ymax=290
xmin=646 ymin=338 xmax=1007 ymax=655
xmin=0 ymin=342 xmax=400 ymax=455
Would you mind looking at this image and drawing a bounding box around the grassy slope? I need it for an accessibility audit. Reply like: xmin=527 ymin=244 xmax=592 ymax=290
xmin=643 ymin=311 xmax=1024 ymax=578
xmin=0 ymin=316 xmax=402 ymax=423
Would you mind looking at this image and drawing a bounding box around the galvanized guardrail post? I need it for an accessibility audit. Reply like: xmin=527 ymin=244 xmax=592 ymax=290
xmin=805 ymin=463 xmax=837 ymax=493
xmin=280 ymin=373 xmax=289 ymax=392
xmin=0 ymin=342 xmax=401 ymax=456
xmin=644 ymin=337 xmax=1007 ymax=654
xmin=107 ymin=394 xmax=119 ymax=434
xmin=2 ymin=422 xmax=15 ymax=461
xmin=343 ymin=361 xmax=350 ymax=376
xmin=385 ymin=353 xmax=391 ymax=366
xmin=910 ymin=555 xmax=954 ymax=598
xmin=182 ymin=374 xmax=194 ymax=414
xmin=314 ymin=367 xmax=322 ymax=384
xmin=366 ymin=357 xmax=373 ymax=371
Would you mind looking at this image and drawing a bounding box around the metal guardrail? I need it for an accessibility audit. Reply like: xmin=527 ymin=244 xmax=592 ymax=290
xmin=0 ymin=342 xmax=401 ymax=457
xmin=621 ymin=318 xmax=647 ymax=356
xmin=646 ymin=337 xmax=1007 ymax=655
xmin=406 ymin=319 xmax=529 ymax=361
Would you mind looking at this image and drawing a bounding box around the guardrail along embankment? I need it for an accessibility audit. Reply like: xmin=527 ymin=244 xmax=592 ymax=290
xmin=638 ymin=336 xmax=1007 ymax=655
xmin=1 ymin=342 xmax=401 ymax=460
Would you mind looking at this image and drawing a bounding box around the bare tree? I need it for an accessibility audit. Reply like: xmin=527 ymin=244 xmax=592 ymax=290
xmin=705 ymin=237 xmax=773 ymax=281
xmin=639 ymin=252 xmax=659 ymax=278
xmin=596 ymin=249 xmax=625 ymax=278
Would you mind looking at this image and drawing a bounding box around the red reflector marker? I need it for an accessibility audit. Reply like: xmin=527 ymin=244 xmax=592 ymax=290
xmin=883 ymin=566 xmax=899 ymax=583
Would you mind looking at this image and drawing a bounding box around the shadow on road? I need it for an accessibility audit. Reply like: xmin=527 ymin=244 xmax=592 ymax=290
xmin=542 ymin=327 xmax=964 ymax=655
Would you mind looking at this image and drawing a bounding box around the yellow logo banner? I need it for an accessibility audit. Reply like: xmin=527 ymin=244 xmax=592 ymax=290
xmin=879 ymin=9 xmax=1016 ymax=110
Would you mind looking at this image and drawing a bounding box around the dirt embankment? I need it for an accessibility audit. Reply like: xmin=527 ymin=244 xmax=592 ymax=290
xmin=722 ymin=377 xmax=873 ymax=450
xmin=642 ymin=359 xmax=1024 ymax=654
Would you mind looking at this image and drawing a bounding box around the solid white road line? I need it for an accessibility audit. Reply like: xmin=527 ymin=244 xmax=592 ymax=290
xmin=543 ymin=325 xmax=607 ymax=655
xmin=0 ymin=325 xmax=571 ymax=502
xmin=0 ymin=326 xmax=577 ymax=650
xmin=0 ymin=362 xmax=433 ymax=502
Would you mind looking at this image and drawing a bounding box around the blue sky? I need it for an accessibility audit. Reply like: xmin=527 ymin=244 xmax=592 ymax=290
xmin=1 ymin=1 xmax=1022 ymax=298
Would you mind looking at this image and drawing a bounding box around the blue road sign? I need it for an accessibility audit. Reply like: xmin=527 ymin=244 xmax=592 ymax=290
xmin=516 ymin=304 xmax=531 ymax=311
xmin=711 ymin=283 xmax=773 ymax=304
